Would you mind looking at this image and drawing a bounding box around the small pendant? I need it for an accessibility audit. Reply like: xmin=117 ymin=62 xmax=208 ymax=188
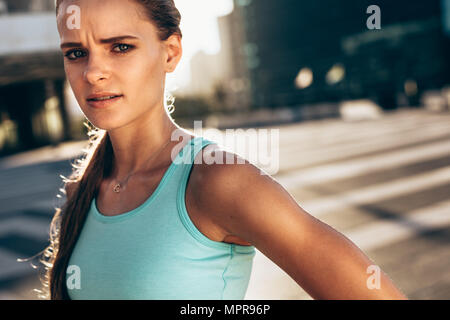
xmin=113 ymin=183 xmax=121 ymax=193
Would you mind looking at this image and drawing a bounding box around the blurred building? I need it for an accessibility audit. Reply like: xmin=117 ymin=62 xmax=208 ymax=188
xmin=220 ymin=0 xmax=450 ymax=110
xmin=216 ymin=6 xmax=252 ymax=111
xmin=0 ymin=0 xmax=55 ymax=12
xmin=188 ymin=7 xmax=252 ymax=112
xmin=189 ymin=51 xmax=225 ymax=98
xmin=0 ymin=0 xmax=70 ymax=156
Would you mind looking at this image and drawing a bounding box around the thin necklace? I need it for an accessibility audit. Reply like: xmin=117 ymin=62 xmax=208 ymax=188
xmin=112 ymin=138 xmax=172 ymax=193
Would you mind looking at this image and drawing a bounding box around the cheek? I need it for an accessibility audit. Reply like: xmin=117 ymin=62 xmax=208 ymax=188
xmin=64 ymin=63 xmax=83 ymax=90
xmin=68 ymin=72 xmax=92 ymax=116
xmin=135 ymin=51 xmax=164 ymax=83
xmin=64 ymin=63 xmax=85 ymax=101
xmin=123 ymin=51 xmax=166 ymax=101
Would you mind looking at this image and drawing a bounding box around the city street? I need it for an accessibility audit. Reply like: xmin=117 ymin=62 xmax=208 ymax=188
xmin=0 ymin=108 xmax=449 ymax=299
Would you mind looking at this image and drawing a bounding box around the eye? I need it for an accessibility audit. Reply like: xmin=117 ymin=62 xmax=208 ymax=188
xmin=112 ymin=43 xmax=134 ymax=53
xmin=64 ymin=49 xmax=86 ymax=60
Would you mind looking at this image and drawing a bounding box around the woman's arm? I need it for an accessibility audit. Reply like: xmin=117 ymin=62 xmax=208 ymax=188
xmin=193 ymin=148 xmax=408 ymax=300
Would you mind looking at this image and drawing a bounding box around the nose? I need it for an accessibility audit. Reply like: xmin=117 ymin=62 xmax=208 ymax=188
xmin=83 ymin=53 xmax=111 ymax=84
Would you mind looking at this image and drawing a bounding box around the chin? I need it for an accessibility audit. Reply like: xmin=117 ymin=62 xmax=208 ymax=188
xmin=84 ymin=115 xmax=124 ymax=131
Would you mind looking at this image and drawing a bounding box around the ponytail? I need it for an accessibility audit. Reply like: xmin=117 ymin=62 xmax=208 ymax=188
xmin=39 ymin=125 xmax=112 ymax=299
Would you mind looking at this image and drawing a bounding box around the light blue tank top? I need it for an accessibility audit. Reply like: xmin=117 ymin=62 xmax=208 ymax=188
xmin=66 ymin=136 xmax=256 ymax=299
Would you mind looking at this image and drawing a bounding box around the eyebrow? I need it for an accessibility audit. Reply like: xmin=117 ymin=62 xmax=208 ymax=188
xmin=60 ymin=35 xmax=139 ymax=49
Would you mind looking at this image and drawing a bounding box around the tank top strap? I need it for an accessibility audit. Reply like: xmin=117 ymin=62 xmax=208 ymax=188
xmin=156 ymin=136 xmax=216 ymax=201
xmin=171 ymin=136 xmax=217 ymax=200
xmin=174 ymin=136 xmax=216 ymax=168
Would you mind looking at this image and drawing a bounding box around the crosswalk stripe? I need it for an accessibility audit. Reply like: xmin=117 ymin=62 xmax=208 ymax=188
xmin=0 ymin=180 xmax=64 ymax=201
xmin=294 ymin=166 xmax=450 ymax=218
xmin=344 ymin=200 xmax=450 ymax=252
xmin=277 ymin=111 xmax=449 ymax=148
xmin=0 ymin=216 xmax=50 ymax=241
xmin=0 ymin=109 xmax=448 ymax=299
xmin=245 ymin=199 xmax=450 ymax=300
xmin=0 ymin=248 xmax=38 ymax=282
xmin=0 ymin=140 xmax=87 ymax=170
xmin=0 ymin=217 xmax=51 ymax=282
xmin=0 ymin=198 xmax=58 ymax=215
xmin=276 ymin=139 xmax=450 ymax=189
xmin=279 ymin=122 xmax=450 ymax=171
xmin=0 ymin=191 xmax=62 ymax=215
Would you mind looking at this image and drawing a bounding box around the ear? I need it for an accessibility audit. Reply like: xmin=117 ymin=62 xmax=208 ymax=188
xmin=163 ymin=34 xmax=183 ymax=73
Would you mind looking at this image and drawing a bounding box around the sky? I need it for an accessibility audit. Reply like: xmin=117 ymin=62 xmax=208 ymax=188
xmin=166 ymin=0 xmax=234 ymax=93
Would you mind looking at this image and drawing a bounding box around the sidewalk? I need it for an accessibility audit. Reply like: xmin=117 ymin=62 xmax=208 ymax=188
xmin=0 ymin=140 xmax=88 ymax=170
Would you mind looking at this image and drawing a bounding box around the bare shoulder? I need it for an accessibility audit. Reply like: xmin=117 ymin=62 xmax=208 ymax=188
xmin=203 ymin=143 xmax=287 ymax=189
xmin=188 ymin=143 xmax=286 ymax=240
xmin=188 ymin=144 xmax=408 ymax=300
xmin=190 ymin=143 xmax=270 ymax=204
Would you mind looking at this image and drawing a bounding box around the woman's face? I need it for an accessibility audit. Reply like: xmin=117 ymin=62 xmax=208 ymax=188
xmin=57 ymin=0 xmax=179 ymax=130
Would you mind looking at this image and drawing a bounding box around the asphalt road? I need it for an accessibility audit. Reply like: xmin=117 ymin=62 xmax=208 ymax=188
xmin=0 ymin=108 xmax=449 ymax=299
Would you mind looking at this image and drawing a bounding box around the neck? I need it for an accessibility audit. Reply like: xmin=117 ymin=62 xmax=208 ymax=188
xmin=107 ymin=106 xmax=179 ymax=179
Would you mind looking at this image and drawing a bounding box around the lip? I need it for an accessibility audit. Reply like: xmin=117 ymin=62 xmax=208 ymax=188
xmin=86 ymin=92 xmax=124 ymax=109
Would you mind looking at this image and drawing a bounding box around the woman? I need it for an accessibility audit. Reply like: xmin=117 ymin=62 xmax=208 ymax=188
xmin=41 ymin=0 xmax=407 ymax=300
